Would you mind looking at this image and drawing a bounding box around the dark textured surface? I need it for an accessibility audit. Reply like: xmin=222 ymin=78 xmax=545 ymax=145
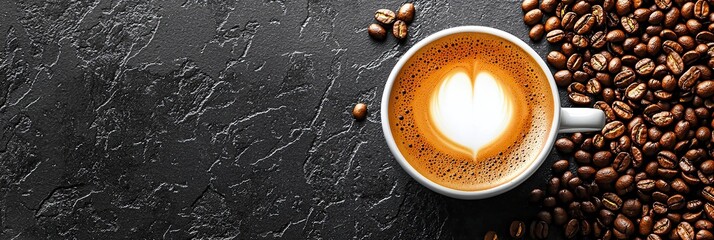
xmin=0 ymin=1 xmax=573 ymax=239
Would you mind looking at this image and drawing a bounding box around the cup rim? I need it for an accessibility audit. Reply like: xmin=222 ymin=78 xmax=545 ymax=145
xmin=380 ymin=26 xmax=561 ymax=199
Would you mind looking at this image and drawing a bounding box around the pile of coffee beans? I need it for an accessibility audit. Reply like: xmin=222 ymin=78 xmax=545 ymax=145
xmin=505 ymin=0 xmax=714 ymax=239
xmin=368 ymin=3 xmax=415 ymax=41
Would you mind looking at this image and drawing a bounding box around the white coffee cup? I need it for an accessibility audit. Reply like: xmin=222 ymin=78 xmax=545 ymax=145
xmin=380 ymin=26 xmax=607 ymax=200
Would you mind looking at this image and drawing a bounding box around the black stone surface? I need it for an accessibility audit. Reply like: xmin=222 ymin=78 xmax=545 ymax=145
xmin=0 ymin=1 xmax=574 ymax=239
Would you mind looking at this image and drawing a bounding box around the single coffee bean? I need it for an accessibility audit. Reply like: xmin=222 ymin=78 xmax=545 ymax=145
xmin=572 ymin=34 xmax=589 ymax=48
xmin=353 ymin=103 xmax=367 ymax=120
xmin=603 ymin=192 xmax=624 ymax=211
xmin=594 ymin=101 xmax=616 ymax=121
xmin=615 ymin=175 xmax=635 ymax=195
xmin=530 ymin=189 xmax=545 ymax=203
xmin=636 ymin=58 xmax=655 ymax=75
xmin=547 ymin=51 xmax=567 ymax=69
xmin=553 ymin=207 xmax=568 ymax=225
xmin=565 ymin=219 xmax=579 ymax=238
xmin=701 ymin=160 xmax=714 ymax=174
xmin=696 ymin=80 xmax=714 ymax=97
xmin=664 ymin=40 xmax=684 ymax=54
xmin=641 ymin=215 xmax=654 ymax=235
xmin=652 ymin=111 xmax=674 ymax=127
xmin=638 ymin=179 xmax=656 ymax=192
xmin=679 ymin=66 xmax=702 ymax=90
xmin=702 ymin=186 xmax=714 ymax=203
xmin=555 ymin=138 xmax=575 ymax=153
xmin=591 ymin=54 xmax=608 ymax=71
xmin=586 ymin=79 xmax=602 ymax=95
xmin=569 ymin=92 xmax=592 ymax=105
xmin=607 ymin=30 xmax=626 ymax=42
xmin=543 ymin=196 xmax=557 ymax=208
xmin=600 ymin=209 xmax=616 ymax=225
xmin=522 ymin=0 xmax=538 ymax=12
xmin=696 ymin=31 xmax=714 ymax=43
xmin=626 ymin=83 xmax=647 ymax=101
xmin=578 ymin=166 xmax=596 ymax=180
xmin=397 ymin=3 xmax=415 ymax=23
xmin=655 ymin=0 xmax=672 ymax=10
xmin=634 ymin=8 xmax=653 ymax=22
xmin=540 ymin=0 xmax=557 ymax=13
xmin=552 ymin=159 xmax=569 ymax=173
xmin=687 ymin=199 xmax=703 ymax=211
xmin=665 ymin=8 xmax=681 ymax=28
xmin=524 ymin=9 xmax=543 ymax=26
xmin=696 ymin=219 xmax=714 ymax=231
xmin=654 ymin=201 xmax=669 ymax=215
xmin=368 ymin=24 xmax=387 ymax=41
xmin=650 ymin=10 xmax=665 ymax=24
xmin=668 ymin=194 xmax=686 ymax=210
xmin=484 ymin=231 xmax=498 ymax=240
xmin=567 ymin=53 xmax=583 ymax=71
xmin=392 ymin=20 xmax=408 ymax=40
xmin=574 ymin=14 xmax=595 ymax=34
xmin=510 ymin=220 xmax=525 ymax=238
xmin=672 ymin=178 xmax=690 ymax=193
xmin=694 ymin=0 xmax=710 ymax=20
xmin=544 ymin=17 xmax=560 ymax=32
xmin=614 ymin=68 xmax=636 ymax=87
xmin=697 ymin=230 xmax=714 ymax=240
xmin=530 ymin=24 xmax=545 ymax=41
xmin=602 ymin=121 xmax=626 ymax=139
xmin=616 ymin=0 xmax=632 ymax=15
xmin=706 ymin=203 xmax=714 ymax=219
xmin=677 ymin=222 xmax=695 ymax=240
xmin=667 ymin=51 xmax=685 ymax=75
xmin=654 ymin=218 xmax=672 ymax=235
xmin=531 ymin=220 xmax=548 ymax=239
xmin=546 ymin=29 xmax=565 ymax=44
xmin=621 ymin=16 xmax=639 ymax=33
xmin=548 ymin=177 xmax=561 ymax=195
xmin=614 ymin=214 xmax=635 ymax=238
xmin=613 ymin=152 xmax=632 ymax=172
xmin=375 ymin=9 xmax=396 ymax=25
xmin=537 ymin=210 xmax=553 ymax=224
xmin=561 ymin=12 xmax=578 ymax=30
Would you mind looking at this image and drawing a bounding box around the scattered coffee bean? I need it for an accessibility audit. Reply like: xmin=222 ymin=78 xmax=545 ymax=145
xmin=352 ymin=103 xmax=367 ymax=120
xmin=530 ymin=24 xmax=545 ymax=41
xmin=484 ymin=230 xmax=498 ymax=240
xmin=367 ymin=24 xmax=387 ymax=41
xmin=510 ymin=220 xmax=525 ymax=238
xmin=396 ymin=3 xmax=415 ymax=23
xmin=374 ymin=9 xmax=396 ymax=25
xmin=392 ymin=20 xmax=408 ymax=40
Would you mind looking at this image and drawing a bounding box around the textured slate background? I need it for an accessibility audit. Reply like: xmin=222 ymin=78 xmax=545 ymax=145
xmin=0 ymin=0 xmax=574 ymax=239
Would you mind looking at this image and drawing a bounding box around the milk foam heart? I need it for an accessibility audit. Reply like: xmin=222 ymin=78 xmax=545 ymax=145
xmin=428 ymin=68 xmax=514 ymax=158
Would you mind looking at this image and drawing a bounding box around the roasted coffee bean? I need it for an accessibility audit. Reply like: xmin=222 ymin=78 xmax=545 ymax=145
xmin=367 ymin=24 xmax=387 ymax=41
xmin=530 ymin=24 xmax=545 ymax=41
xmin=538 ymin=210 xmax=553 ymax=224
xmin=616 ymin=0 xmax=632 ymax=15
xmin=540 ymin=0 xmax=557 ymax=13
xmin=574 ymin=14 xmax=595 ymax=34
xmin=667 ymin=51 xmax=685 ymax=75
xmin=706 ymin=203 xmax=714 ymax=219
xmin=614 ymin=214 xmax=635 ymax=238
xmin=397 ymin=3 xmax=415 ymax=23
xmin=607 ymin=29 xmax=626 ymax=42
xmin=680 ymin=67 xmax=702 ymax=90
xmin=602 ymin=121 xmax=626 ymax=139
xmin=638 ymin=179 xmax=656 ymax=192
xmin=652 ymin=111 xmax=675 ymax=127
xmin=615 ymin=175 xmax=635 ymax=195
xmin=655 ymin=0 xmax=672 ymax=10
xmin=392 ymin=20 xmax=408 ymax=40
xmin=696 ymin=219 xmax=714 ymax=230
xmin=578 ymin=166 xmax=596 ymax=180
xmin=613 ymin=152 xmax=632 ymax=172
xmin=565 ymin=219 xmax=579 ymax=239
xmin=572 ymin=34 xmax=589 ymax=48
xmin=697 ymin=31 xmax=714 ymax=43
xmin=375 ymin=9 xmax=396 ymax=24
xmin=695 ymin=0 xmax=710 ymax=20
xmin=586 ymin=79 xmax=602 ymax=95
xmin=603 ymin=192 xmax=624 ymax=211
xmin=531 ymin=221 xmax=549 ymax=239
xmin=621 ymin=16 xmax=639 ymax=33
xmin=569 ymin=92 xmax=592 ymax=105
xmin=636 ymin=58 xmax=655 ymax=75
xmin=614 ymin=68 xmax=636 ymax=87
xmin=703 ymin=186 xmax=714 ymax=203
xmin=672 ymin=178 xmax=691 ymax=193
xmin=626 ymin=82 xmax=647 ymax=101
xmin=591 ymin=54 xmax=607 ymax=71
xmin=553 ymin=207 xmax=568 ymax=225
xmin=702 ymin=160 xmax=714 ymax=174
xmin=555 ymin=138 xmax=575 ymax=153
xmin=609 ymin=57 xmax=623 ymax=73
xmin=530 ymin=188 xmax=545 ymax=203
xmin=524 ymin=9 xmax=544 ymax=26
xmin=654 ymin=201 xmax=669 ymax=214
xmin=548 ymin=177 xmax=561 ymax=195
xmin=484 ymin=231 xmax=498 ymax=240
xmin=595 ymin=101 xmax=616 ymax=121
xmin=574 ymin=150 xmax=593 ymax=165
xmin=678 ymin=222 xmax=695 ymax=240
xmin=510 ymin=220 xmax=526 ymax=238
xmin=546 ymin=29 xmax=566 ymax=43
xmin=697 ymin=230 xmax=714 ymax=240
xmin=593 ymin=151 xmax=612 ymax=168
xmin=353 ymin=103 xmax=367 ymax=120
xmin=641 ymin=215 xmax=654 ymax=235
xmin=544 ymin=196 xmax=557 ymax=208
xmin=668 ymin=194 xmax=686 ymax=210
xmin=687 ymin=199 xmax=703 ymax=211
xmin=657 ymin=151 xmax=677 ymax=169
xmin=561 ymin=12 xmax=577 ymax=30
xmin=600 ymin=209 xmax=616 ymax=225
xmin=552 ymin=159 xmax=569 ymax=173
xmin=548 ymin=51 xmax=567 ymax=69
xmin=696 ymin=80 xmax=714 ymax=97
xmin=654 ymin=218 xmax=672 ymax=235
xmin=545 ymin=16 xmax=560 ymax=32
xmin=567 ymin=53 xmax=583 ymax=71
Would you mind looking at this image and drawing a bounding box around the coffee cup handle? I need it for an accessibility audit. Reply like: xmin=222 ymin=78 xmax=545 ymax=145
xmin=558 ymin=108 xmax=607 ymax=133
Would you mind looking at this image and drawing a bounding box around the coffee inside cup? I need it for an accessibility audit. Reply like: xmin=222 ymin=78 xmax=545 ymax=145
xmin=387 ymin=32 xmax=555 ymax=191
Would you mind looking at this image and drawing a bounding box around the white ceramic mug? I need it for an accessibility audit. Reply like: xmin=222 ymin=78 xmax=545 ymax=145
xmin=380 ymin=26 xmax=607 ymax=200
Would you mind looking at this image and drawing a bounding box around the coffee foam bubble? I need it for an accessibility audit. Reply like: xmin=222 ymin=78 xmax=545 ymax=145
xmin=388 ymin=32 xmax=555 ymax=191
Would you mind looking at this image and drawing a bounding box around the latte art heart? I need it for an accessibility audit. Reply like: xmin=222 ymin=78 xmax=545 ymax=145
xmin=429 ymin=68 xmax=515 ymax=158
